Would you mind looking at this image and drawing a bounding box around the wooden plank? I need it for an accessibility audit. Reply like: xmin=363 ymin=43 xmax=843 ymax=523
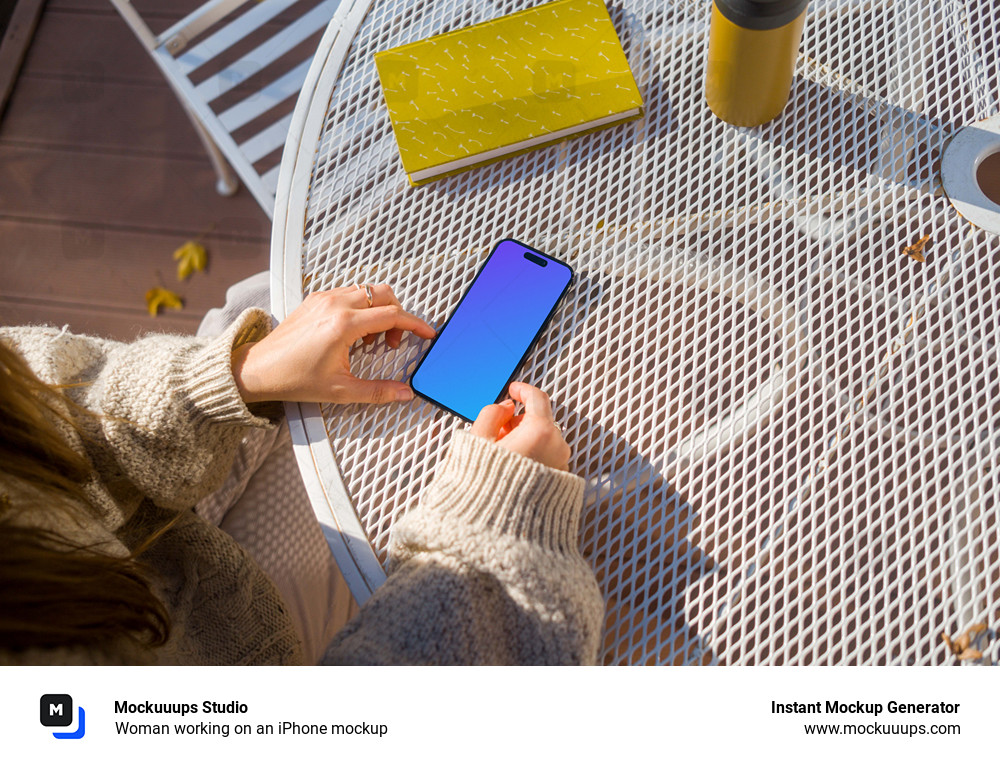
xmin=21 ymin=8 xmax=303 ymax=94
xmin=48 ymin=0 xmax=204 ymax=19
xmin=0 ymin=297 xmax=203 ymax=341
xmin=0 ymin=219 xmax=270 ymax=311
xmin=2 ymin=75 xmax=206 ymax=157
xmin=0 ymin=0 xmax=47 ymax=115
xmin=0 ymin=219 xmax=269 ymax=340
xmin=21 ymin=9 xmax=167 ymax=85
xmin=0 ymin=143 xmax=271 ymax=238
xmin=49 ymin=0 xmax=330 ymax=37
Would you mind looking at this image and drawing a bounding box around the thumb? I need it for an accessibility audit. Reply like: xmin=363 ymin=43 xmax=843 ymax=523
xmin=469 ymin=400 xmax=515 ymax=440
xmin=349 ymin=378 xmax=415 ymax=404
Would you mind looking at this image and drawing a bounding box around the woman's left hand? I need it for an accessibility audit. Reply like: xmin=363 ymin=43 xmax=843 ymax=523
xmin=231 ymin=285 xmax=435 ymax=405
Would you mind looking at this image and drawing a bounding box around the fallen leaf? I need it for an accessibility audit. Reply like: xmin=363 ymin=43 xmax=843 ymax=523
xmin=903 ymin=234 xmax=930 ymax=262
xmin=173 ymin=240 xmax=208 ymax=281
xmin=145 ymin=287 xmax=184 ymax=317
xmin=942 ymin=623 xmax=991 ymax=659
xmin=941 ymin=632 xmax=955 ymax=654
xmin=955 ymin=631 xmax=971 ymax=652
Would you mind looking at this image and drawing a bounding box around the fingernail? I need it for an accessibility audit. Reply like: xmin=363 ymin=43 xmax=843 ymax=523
xmin=396 ymin=388 xmax=414 ymax=402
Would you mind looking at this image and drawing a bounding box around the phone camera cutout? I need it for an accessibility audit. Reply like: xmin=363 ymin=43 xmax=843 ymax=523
xmin=524 ymin=252 xmax=547 ymax=267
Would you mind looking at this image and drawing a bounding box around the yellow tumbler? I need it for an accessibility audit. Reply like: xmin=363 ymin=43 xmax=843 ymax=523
xmin=705 ymin=0 xmax=809 ymax=127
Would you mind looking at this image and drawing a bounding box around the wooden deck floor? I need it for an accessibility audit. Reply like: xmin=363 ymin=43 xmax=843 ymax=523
xmin=0 ymin=0 xmax=272 ymax=340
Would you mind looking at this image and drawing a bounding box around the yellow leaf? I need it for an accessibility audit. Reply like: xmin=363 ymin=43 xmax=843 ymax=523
xmin=902 ymin=234 xmax=930 ymax=263
xmin=145 ymin=287 xmax=184 ymax=317
xmin=173 ymin=240 xmax=208 ymax=281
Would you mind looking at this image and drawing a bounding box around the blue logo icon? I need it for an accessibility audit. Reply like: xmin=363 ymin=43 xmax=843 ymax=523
xmin=40 ymin=694 xmax=86 ymax=739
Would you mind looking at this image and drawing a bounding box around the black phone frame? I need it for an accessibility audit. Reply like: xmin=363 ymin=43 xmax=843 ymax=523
xmin=408 ymin=238 xmax=575 ymax=422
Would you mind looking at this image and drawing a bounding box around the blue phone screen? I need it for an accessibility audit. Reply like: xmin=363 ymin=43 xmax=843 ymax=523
xmin=411 ymin=240 xmax=572 ymax=421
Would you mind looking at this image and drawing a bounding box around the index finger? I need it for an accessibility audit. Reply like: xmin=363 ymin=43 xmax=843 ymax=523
xmin=508 ymin=381 xmax=553 ymax=421
xmin=350 ymin=305 xmax=436 ymax=341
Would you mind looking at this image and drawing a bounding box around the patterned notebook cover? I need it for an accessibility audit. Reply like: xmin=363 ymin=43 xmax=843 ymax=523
xmin=375 ymin=0 xmax=644 ymax=185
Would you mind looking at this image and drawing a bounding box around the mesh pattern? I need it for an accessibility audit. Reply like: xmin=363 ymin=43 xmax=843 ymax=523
xmin=291 ymin=0 xmax=1000 ymax=664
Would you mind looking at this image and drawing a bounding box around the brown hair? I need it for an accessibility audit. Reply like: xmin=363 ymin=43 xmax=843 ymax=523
xmin=0 ymin=339 xmax=170 ymax=653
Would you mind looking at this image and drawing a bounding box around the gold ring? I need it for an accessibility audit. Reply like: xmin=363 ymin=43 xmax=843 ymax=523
xmin=355 ymin=283 xmax=374 ymax=307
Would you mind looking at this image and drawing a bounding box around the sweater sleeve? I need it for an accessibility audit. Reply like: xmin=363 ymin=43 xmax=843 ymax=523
xmin=321 ymin=430 xmax=605 ymax=665
xmin=0 ymin=308 xmax=275 ymax=515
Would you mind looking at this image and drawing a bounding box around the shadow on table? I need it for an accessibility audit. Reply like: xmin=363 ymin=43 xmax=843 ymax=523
xmin=565 ymin=407 xmax=720 ymax=666
xmin=430 ymin=89 xmax=675 ymax=200
xmin=755 ymin=74 xmax=959 ymax=200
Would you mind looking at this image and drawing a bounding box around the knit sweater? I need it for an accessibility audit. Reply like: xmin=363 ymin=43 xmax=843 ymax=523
xmin=0 ymin=309 xmax=604 ymax=665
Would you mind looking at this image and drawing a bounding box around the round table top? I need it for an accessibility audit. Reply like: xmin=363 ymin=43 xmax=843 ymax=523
xmin=271 ymin=0 xmax=1000 ymax=665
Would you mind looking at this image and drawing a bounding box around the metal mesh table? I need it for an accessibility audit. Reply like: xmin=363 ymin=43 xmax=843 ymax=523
xmin=271 ymin=0 xmax=1000 ymax=664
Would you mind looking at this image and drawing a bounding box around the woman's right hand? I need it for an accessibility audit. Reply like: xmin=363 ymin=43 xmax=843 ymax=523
xmin=231 ymin=285 xmax=435 ymax=405
xmin=469 ymin=382 xmax=571 ymax=471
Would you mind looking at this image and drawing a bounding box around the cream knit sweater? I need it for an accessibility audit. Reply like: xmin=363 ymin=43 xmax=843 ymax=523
xmin=0 ymin=309 xmax=604 ymax=665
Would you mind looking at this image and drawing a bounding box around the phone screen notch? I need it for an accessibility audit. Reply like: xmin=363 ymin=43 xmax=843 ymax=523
xmin=524 ymin=252 xmax=547 ymax=267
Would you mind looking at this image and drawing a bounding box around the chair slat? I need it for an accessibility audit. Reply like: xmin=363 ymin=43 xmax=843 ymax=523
xmin=260 ymin=164 xmax=282 ymax=194
xmin=159 ymin=0 xmax=252 ymax=56
xmin=110 ymin=0 xmax=345 ymax=217
xmin=240 ymin=113 xmax=294 ymax=163
xmin=176 ymin=0 xmax=300 ymax=75
xmin=193 ymin=0 xmax=336 ymax=102
xmin=218 ymin=59 xmax=310 ymax=132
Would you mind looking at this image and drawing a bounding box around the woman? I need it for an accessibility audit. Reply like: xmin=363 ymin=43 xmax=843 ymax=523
xmin=0 ymin=284 xmax=603 ymax=664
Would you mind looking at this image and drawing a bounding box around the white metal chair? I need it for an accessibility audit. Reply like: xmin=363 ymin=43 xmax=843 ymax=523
xmin=110 ymin=0 xmax=339 ymax=217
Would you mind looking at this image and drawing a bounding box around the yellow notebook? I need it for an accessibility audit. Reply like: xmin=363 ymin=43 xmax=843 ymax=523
xmin=375 ymin=0 xmax=644 ymax=185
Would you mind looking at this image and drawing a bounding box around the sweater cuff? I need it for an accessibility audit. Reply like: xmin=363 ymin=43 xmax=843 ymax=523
xmin=421 ymin=430 xmax=586 ymax=556
xmin=176 ymin=308 xmax=276 ymax=428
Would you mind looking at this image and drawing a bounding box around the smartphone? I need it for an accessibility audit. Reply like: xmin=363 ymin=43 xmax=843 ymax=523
xmin=411 ymin=239 xmax=574 ymax=422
